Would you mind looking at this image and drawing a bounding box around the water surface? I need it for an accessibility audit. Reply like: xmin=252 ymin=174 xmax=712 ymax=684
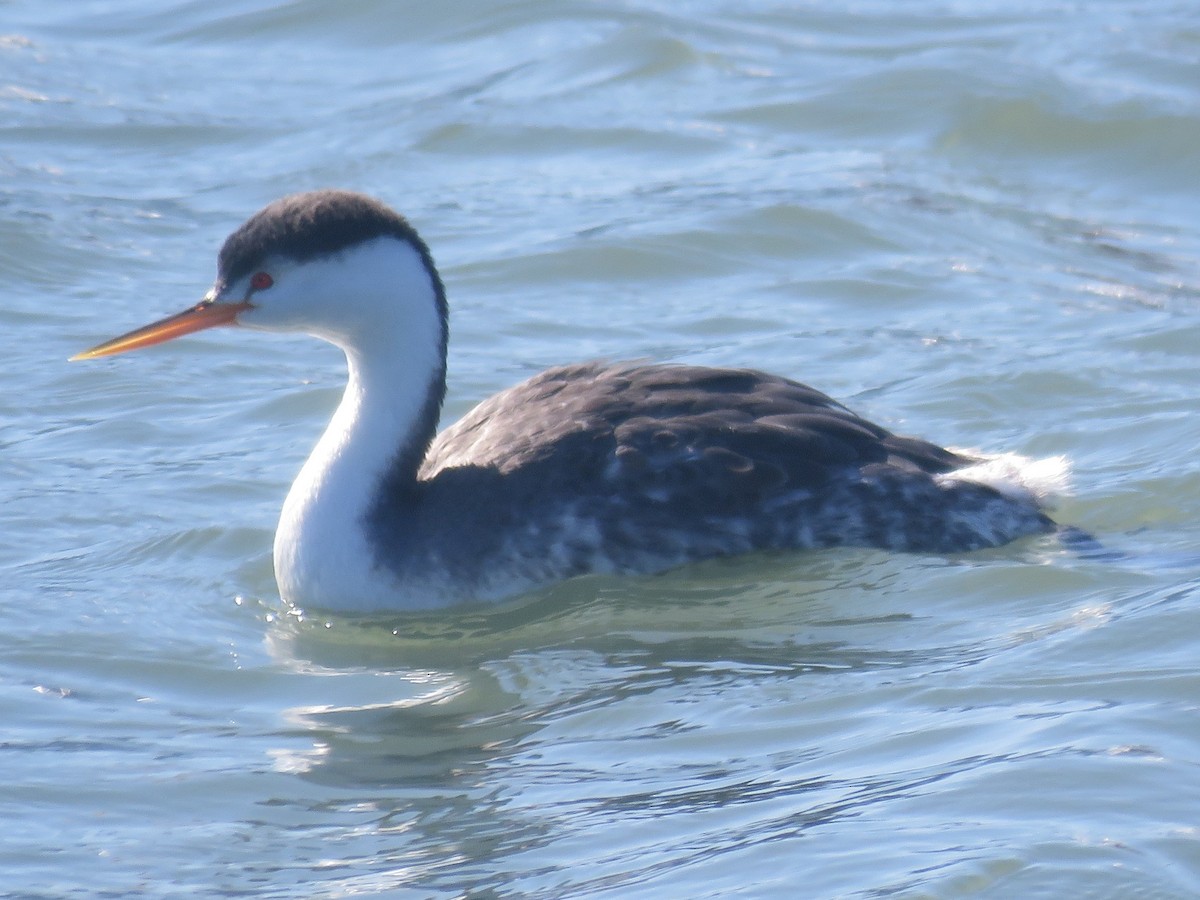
xmin=3 ymin=1 xmax=1199 ymax=896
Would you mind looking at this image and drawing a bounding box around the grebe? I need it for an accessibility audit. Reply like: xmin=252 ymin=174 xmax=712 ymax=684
xmin=73 ymin=190 xmax=1061 ymax=611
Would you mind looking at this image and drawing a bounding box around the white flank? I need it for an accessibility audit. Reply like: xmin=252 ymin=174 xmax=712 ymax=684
xmin=938 ymin=451 xmax=1071 ymax=506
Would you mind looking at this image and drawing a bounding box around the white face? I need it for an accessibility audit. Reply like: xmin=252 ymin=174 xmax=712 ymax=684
xmin=73 ymin=231 xmax=445 ymax=365
xmin=225 ymin=235 xmax=440 ymax=352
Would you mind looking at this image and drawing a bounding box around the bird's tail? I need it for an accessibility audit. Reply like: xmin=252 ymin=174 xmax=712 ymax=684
xmin=939 ymin=451 xmax=1071 ymax=507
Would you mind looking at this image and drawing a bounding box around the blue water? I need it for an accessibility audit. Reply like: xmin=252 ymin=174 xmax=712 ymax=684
xmin=3 ymin=1 xmax=1200 ymax=896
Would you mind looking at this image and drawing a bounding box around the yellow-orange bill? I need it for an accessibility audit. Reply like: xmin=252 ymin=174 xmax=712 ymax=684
xmin=70 ymin=300 xmax=252 ymax=361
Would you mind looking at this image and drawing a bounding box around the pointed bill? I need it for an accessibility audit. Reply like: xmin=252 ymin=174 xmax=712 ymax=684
xmin=70 ymin=299 xmax=252 ymax=361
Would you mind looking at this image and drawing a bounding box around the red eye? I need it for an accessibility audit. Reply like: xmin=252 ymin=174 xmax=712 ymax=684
xmin=250 ymin=272 xmax=274 ymax=291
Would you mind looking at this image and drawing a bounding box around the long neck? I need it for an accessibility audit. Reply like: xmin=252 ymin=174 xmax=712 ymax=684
xmin=273 ymin=267 xmax=447 ymax=611
xmin=306 ymin=341 xmax=444 ymax=508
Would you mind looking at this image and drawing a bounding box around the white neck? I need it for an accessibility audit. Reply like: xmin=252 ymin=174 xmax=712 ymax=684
xmin=259 ymin=238 xmax=446 ymax=611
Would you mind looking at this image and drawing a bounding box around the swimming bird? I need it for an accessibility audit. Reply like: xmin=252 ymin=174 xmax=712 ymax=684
xmin=73 ymin=190 xmax=1061 ymax=611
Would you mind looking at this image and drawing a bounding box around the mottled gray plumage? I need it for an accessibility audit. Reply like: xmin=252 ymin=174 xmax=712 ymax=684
xmin=367 ymin=360 xmax=1054 ymax=600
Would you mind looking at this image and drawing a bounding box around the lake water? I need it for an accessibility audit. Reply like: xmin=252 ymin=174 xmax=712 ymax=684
xmin=3 ymin=1 xmax=1200 ymax=896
